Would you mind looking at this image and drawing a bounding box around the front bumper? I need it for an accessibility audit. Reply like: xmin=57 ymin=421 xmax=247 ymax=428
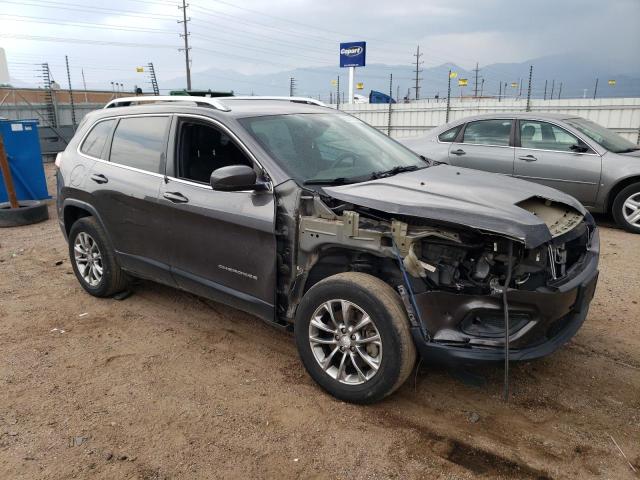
xmin=411 ymin=227 xmax=600 ymax=366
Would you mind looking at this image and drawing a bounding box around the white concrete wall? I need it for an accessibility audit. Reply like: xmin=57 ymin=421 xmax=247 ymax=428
xmin=333 ymin=97 xmax=640 ymax=143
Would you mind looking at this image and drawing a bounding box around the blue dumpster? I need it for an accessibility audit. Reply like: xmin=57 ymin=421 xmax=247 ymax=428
xmin=0 ymin=119 xmax=50 ymax=202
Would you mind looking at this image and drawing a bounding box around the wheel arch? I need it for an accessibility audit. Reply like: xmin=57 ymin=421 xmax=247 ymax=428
xmin=62 ymin=199 xmax=113 ymax=246
xmin=301 ymin=246 xmax=402 ymax=296
xmin=606 ymin=175 xmax=640 ymax=214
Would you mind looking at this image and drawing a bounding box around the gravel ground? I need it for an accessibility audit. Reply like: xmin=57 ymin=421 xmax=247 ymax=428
xmin=1 ymin=164 xmax=639 ymax=479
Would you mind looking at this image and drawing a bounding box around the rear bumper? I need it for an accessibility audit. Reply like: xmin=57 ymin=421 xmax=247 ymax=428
xmin=412 ymin=227 xmax=600 ymax=366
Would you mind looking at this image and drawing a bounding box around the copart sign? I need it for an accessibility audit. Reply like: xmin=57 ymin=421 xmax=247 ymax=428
xmin=340 ymin=41 xmax=366 ymax=68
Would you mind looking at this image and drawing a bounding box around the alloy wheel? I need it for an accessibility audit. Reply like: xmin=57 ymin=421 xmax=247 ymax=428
xmin=308 ymin=299 xmax=382 ymax=385
xmin=622 ymin=192 xmax=640 ymax=227
xmin=74 ymin=232 xmax=103 ymax=287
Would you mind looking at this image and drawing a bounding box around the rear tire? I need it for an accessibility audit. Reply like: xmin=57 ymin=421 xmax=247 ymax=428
xmin=294 ymin=272 xmax=416 ymax=404
xmin=68 ymin=217 xmax=129 ymax=297
xmin=612 ymin=183 xmax=640 ymax=233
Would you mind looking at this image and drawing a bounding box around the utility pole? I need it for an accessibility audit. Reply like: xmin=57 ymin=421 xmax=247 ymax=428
xmin=473 ymin=62 xmax=480 ymax=98
xmin=289 ymin=77 xmax=296 ymax=97
xmin=413 ymin=45 xmax=423 ymax=100
xmin=543 ymin=79 xmax=548 ymax=100
xmin=446 ymin=70 xmax=452 ymax=123
xmin=525 ymin=65 xmax=533 ymax=112
xmin=81 ymin=68 xmax=88 ymax=103
xmin=550 ymin=79 xmax=555 ymax=99
xmin=336 ymin=76 xmax=340 ymax=111
xmin=558 ymin=82 xmax=563 ymax=99
xmin=593 ymin=78 xmax=599 ymax=99
xmin=387 ymin=73 xmax=393 ymax=136
xmin=65 ymin=55 xmax=77 ymax=128
xmin=178 ymin=0 xmax=192 ymax=90
xmin=498 ymin=80 xmax=502 ymax=102
xmin=480 ymin=78 xmax=484 ymax=97
xmin=518 ymin=78 xmax=522 ymax=97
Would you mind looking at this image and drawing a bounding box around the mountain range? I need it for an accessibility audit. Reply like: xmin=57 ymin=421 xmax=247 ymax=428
xmin=159 ymin=52 xmax=640 ymax=101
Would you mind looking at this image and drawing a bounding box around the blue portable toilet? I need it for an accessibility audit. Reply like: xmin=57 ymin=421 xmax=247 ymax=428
xmin=0 ymin=119 xmax=50 ymax=202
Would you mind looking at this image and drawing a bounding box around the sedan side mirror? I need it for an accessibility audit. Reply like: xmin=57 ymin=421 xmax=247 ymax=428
xmin=570 ymin=144 xmax=590 ymax=153
xmin=210 ymin=165 xmax=267 ymax=192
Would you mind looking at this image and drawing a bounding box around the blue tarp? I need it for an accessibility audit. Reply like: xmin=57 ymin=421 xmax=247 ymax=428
xmin=369 ymin=90 xmax=396 ymax=104
xmin=0 ymin=119 xmax=50 ymax=202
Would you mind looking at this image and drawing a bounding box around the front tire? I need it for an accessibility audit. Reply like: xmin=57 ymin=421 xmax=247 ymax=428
xmin=612 ymin=183 xmax=640 ymax=233
xmin=294 ymin=272 xmax=416 ymax=404
xmin=68 ymin=217 xmax=129 ymax=297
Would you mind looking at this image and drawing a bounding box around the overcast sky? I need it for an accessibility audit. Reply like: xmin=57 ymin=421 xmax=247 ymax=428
xmin=1 ymin=0 xmax=638 ymax=90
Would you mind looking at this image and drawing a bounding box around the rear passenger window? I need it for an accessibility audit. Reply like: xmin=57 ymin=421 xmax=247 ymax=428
xmin=80 ymin=120 xmax=115 ymax=159
xmin=109 ymin=117 xmax=170 ymax=173
xmin=462 ymin=119 xmax=512 ymax=146
xmin=438 ymin=125 xmax=461 ymax=142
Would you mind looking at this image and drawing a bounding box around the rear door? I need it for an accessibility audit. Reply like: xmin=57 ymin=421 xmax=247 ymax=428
xmin=160 ymin=115 xmax=277 ymax=321
xmin=448 ymin=119 xmax=515 ymax=175
xmin=87 ymin=114 xmax=174 ymax=284
xmin=513 ymin=119 xmax=602 ymax=206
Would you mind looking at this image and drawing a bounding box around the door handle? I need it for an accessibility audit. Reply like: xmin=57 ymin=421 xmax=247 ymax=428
xmin=163 ymin=192 xmax=189 ymax=204
xmin=451 ymin=149 xmax=466 ymax=156
xmin=90 ymin=173 xmax=108 ymax=184
xmin=518 ymin=155 xmax=537 ymax=162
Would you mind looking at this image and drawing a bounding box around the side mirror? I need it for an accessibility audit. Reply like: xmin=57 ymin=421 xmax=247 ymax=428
xmin=570 ymin=144 xmax=589 ymax=153
xmin=210 ymin=165 xmax=266 ymax=192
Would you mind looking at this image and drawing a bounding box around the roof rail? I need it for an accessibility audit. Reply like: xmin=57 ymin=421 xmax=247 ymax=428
xmin=104 ymin=95 xmax=231 ymax=111
xmin=226 ymin=96 xmax=327 ymax=107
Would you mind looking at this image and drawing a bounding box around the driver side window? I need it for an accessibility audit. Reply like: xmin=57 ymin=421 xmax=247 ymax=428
xmin=520 ymin=120 xmax=586 ymax=152
xmin=176 ymin=119 xmax=252 ymax=184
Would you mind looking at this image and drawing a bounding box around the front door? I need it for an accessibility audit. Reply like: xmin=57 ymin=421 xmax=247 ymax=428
xmin=513 ymin=119 xmax=602 ymax=206
xmin=87 ymin=115 xmax=175 ymax=284
xmin=160 ymin=116 xmax=277 ymax=321
xmin=448 ymin=118 xmax=515 ymax=175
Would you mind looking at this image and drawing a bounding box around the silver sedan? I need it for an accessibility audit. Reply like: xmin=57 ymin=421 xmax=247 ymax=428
xmin=400 ymin=113 xmax=640 ymax=233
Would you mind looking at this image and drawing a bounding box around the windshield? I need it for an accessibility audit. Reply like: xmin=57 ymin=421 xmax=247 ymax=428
xmin=564 ymin=118 xmax=639 ymax=153
xmin=239 ymin=113 xmax=425 ymax=184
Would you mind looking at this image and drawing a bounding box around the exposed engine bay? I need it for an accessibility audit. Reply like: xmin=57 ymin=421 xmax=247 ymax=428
xmin=297 ymin=194 xmax=589 ymax=297
xmin=275 ymin=183 xmax=597 ymax=356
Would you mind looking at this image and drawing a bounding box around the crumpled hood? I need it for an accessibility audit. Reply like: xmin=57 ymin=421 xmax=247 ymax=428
xmin=322 ymin=165 xmax=588 ymax=248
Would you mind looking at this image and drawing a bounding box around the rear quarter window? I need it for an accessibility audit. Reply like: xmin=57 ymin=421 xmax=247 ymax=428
xmin=109 ymin=116 xmax=170 ymax=173
xmin=438 ymin=125 xmax=462 ymax=142
xmin=80 ymin=119 xmax=115 ymax=159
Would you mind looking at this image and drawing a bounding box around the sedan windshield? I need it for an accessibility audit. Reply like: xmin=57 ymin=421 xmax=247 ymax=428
xmin=239 ymin=113 xmax=425 ymax=184
xmin=564 ymin=118 xmax=639 ymax=154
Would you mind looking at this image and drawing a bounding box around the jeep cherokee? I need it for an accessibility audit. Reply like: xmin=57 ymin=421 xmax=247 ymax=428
xmin=56 ymin=96 xmax=599 ymax=403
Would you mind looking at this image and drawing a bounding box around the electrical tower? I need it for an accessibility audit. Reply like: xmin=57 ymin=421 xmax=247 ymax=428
xmin=178 ymin=0 xmax=192 ymax=90
xmin=413 ymin=45 xmax=423 ymax=100
xmin=289 ymin=77 xmax=296 ymax=97
xmin=148 ymin=62 xmax=160 ymax=95
xmin=473 ymin=62 xmax=482 ymax=98
xmin=40 ymin=63 xmax=57 ymax=127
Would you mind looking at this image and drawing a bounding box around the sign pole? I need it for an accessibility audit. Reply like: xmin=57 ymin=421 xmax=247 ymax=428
xmin=348 ymin=67 xmax=354 ymax=104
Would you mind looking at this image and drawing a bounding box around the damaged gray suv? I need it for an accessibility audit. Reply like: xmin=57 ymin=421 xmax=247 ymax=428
xmin=56 ymin=96 xmax=599 ymax=403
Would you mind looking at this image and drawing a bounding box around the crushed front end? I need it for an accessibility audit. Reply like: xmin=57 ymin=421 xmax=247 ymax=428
xmin=292 ymin=191 xmax=599 ymax=366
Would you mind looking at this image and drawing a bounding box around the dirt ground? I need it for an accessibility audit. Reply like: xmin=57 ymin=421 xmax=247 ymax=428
xmin=1 ymin=164 xmax=639 ymax=480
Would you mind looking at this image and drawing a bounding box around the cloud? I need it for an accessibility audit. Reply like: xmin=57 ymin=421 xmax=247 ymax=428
xmin=0 ymin=0 xmax=637 ymax=88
